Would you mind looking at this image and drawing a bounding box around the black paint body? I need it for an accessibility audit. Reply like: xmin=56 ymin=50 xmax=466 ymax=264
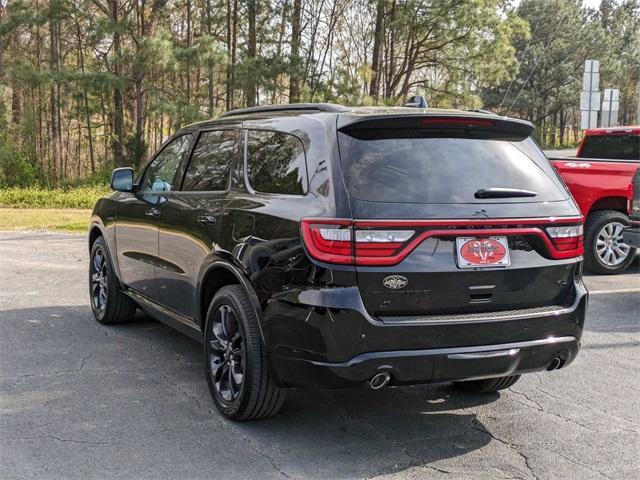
xmin=90 ymin=107 xmax=587 ymax=389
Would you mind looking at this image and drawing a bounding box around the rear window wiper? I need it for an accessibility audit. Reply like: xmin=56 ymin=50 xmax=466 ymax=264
xmin=474 ymin=187 xmax=538 ymax=199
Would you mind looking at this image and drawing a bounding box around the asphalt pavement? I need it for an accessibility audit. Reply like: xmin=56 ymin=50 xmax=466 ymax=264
xmin=1 ymin=231 xmax=638 ymax=480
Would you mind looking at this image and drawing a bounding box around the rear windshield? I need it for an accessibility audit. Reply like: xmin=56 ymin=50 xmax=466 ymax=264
xmin=580 ymin=135 xmax=639 ymax=160
xmin=338 ymin=132 xmax=568 ymax=204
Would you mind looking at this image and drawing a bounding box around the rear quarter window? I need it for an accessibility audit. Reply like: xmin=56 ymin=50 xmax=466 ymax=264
xmin=246 ymin=130 xmax=308 ymax=195
xmin=338 ymin=133 xmax=568 ymax=204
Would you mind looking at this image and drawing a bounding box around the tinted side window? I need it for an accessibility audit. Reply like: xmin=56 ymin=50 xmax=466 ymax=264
xmin=246 ymin=130 xmax=307 ymax=195
xmin=140 ymin=135 xmax=192 ymax=192
xmin=182 ymin=130 xmax=238 ymax=191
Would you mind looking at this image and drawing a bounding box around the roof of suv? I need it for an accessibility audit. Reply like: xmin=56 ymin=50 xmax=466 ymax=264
xmin=184 ymin=103 xmax=531 ymax=130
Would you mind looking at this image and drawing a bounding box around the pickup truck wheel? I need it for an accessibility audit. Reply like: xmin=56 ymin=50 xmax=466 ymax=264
xmin=585 ymin=210 xmax=637 ymax=274
xmin=204 ymin=285 xmax=286 ymax=420
xmin=453 ymin=375 xmax=520 ymax=393
xmin=89 ymin=236 xmax=137 ymax=324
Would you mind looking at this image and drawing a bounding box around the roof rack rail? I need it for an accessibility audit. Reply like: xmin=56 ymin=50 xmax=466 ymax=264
xmin=465 ymin=109 xmax=499 ymax=116
xmin=220 ymin=103 xmax=350 ymax=118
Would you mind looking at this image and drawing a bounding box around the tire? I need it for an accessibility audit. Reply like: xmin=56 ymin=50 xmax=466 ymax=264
xmin=453 ymin=375 xmax=520 ymax=393
xmin=204 ymin=285 xmax=286 ymax=420
xmin=89 ymin=236 xmax=137 ymax=324
xmin=584 ymin=210 xmax=637 ymax=275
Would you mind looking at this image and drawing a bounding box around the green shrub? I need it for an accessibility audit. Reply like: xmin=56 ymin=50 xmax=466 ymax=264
xmin=0 ymin=143 xmax=38 ymax=187
xmin=0 ymin=186 xmax=111 ymax=209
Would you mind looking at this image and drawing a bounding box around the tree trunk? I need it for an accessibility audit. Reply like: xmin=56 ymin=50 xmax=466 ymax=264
xmin=110 ymin=0 xmax=126 ymax=168
xmin=49 ymin=15 xmax=59 ymax=182
xmin=289 ymin=0 xmax=302 ymax=103
xmin=245 ymin=0 xmax=257 ymax=107
xmin=206 ymin=0 xmax=215 ymax=115
xmin=369 ymin=0 xmax=384 ymax=100
xmin=76 ymin=23 xmax=95 ymax=174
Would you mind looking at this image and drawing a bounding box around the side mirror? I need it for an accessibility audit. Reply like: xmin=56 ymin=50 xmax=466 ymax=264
xmin=110 ymin=167 xmax=134 ymax=192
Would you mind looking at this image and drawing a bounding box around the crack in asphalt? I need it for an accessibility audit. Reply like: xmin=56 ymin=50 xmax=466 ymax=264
xmin=2 ymin=433 xmax=115 ymax=446
xmin=213 ymin=417 xmax=293 ymax=479
xmin=543 ymin=447 xmax=616 ymax=480
xmin=0 ymin=366 xmax=155 ymax=380
xmin=471 ymin=418 xmax=540 ymax=480
xmin=509 ymin=389 xmax=598 ymax=432
xmin=158 ymin=371 xmax=207 ymax=410
xmin=78 ymin=350 xmax=94 ymax=370
xmin=156 ymin=370 xmax=291 ymax=479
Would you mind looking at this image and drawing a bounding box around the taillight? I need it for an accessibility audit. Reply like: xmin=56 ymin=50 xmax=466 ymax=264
xmin=300 ymin=219 xmax=415 ymax=265
xmin=546 ymin=225 xmax=584 ymax=252
xmin=301 ymin=218 xmax=585 ymax=266
xmin=301 ymin=219 xmax=353 ymax=264
xmin=630 ymin=169 xmax=640 ymax=218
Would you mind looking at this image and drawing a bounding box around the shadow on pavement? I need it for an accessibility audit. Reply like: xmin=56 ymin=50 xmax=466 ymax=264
xmin=2 ymin=304 xmax=500 ymax=478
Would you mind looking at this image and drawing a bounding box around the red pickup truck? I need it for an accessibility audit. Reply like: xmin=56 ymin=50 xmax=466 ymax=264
xmin=549 ymin=126 xmax=640 ymax=274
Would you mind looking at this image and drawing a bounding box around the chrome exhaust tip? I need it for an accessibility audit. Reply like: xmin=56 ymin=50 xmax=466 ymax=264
xmin=546 ymin=357 xmax=562 ymax=371
xmin=369 ymin=372 xmax=391 ymax=390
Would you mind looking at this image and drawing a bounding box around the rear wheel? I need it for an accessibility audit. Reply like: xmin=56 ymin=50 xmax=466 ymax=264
xmin=584 ymin=210 xmax=636 ymax=274
xmin=453 ymin=375 xmax=520 ymax=393
xmin=204 ymin=285 xmax=286 ymax=420
xmin=89 ymin=236 xmax=136 ymax=324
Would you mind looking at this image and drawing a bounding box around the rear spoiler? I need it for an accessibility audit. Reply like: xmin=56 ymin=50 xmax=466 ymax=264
xmin=338 ymin=114 xmax=534 ymax=141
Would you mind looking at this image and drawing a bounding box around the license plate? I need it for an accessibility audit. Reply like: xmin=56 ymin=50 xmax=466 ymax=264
xmin=456 ymin=236 xmax=511 ymax=268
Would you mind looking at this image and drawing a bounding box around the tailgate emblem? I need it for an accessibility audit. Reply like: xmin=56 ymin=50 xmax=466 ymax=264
xmin=383 ymin=275 xmax=408 ymax=290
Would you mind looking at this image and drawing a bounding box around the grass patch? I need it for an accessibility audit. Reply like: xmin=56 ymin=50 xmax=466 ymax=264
xmin=0 ymin=208 xmax=92 ymax=232
xmin=0 ymin=186 xmax=110 ymax=209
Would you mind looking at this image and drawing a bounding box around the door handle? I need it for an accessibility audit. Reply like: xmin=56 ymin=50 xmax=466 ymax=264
xmin=197 ymin=215 xmax=217 ymax=225
xmin=145 ymin=208 xmax=161 ymax=218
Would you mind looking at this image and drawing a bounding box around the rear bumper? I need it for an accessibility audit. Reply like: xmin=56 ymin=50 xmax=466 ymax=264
xmin=264 ymin=281 xmax=587 ymax=389
xmin=269 ymin=336 xmax=579 ymax=389
xmin=623 ymin=225 xmax=640 ymax=249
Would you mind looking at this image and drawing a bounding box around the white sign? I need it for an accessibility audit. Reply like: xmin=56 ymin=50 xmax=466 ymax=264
xmin=580 ymin=60 xmax=600 ymax=130
xmin=601 ymin=88 xmax=620 ymax=127
xmin=583 ymin=72 xmax=600 ymax=91
xmin=581 ymin=91 xmax=601 ymax=110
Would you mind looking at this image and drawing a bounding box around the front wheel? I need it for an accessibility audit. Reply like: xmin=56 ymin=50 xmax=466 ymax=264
xmin=204 ymin=285 xmax=286 ymax=420
xmin=453 ymin=375 xmax=520 ymax=393
xmin=584 ymin=210 xmax=637 ymax=274
xmin=89 ymin=236 xmax=136 ymax=324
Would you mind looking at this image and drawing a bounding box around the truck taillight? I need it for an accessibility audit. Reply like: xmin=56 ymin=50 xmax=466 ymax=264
xmin=630 ymin=169 xmax=640 ymax=219
xmin=545 ymin=225 xmax=584 ymax=252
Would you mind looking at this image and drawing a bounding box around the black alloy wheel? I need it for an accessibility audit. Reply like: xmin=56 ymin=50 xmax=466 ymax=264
xmin=207 ymin=305 xmax=246 ymax=403
xmin=88 ymin=236 xmax=136 ymax=324
xmin=204 ymin=285 xmax=286 ymax=420
xmin=90 ymin=244 xmax=109 ymax=314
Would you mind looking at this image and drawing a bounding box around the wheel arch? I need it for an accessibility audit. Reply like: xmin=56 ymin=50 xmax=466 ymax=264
xmin=88 ymin=223 xmax=104 ymax=250
xmin=588 ymin=196 xmax=628 ymax=217
xmin=197 ymin=261 xmax=266 ymax=343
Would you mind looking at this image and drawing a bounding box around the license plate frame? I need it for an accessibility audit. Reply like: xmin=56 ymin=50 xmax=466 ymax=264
xmin=456 ymin=236 xmax=511 ymax=268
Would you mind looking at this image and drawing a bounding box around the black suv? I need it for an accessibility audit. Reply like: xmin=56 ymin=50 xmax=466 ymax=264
xmin=89 ymin=104 xmax=588 ymax=420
